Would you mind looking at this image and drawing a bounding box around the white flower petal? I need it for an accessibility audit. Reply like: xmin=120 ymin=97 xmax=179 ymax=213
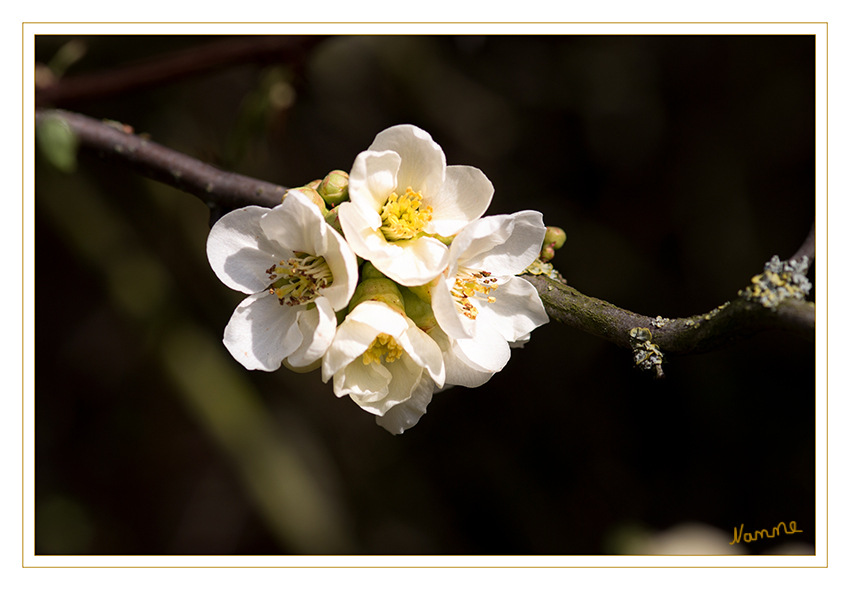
xmin=509 ymin=334 xmax=531 ymax=348
xmin=318 ymin=223 xmax=359 ymax=311
xmin=368 ymin=124 xmax=446 ymax=197
xmin=454 ymin=319 xmax=512 ymax=374
xmin=337 ymin=201 xmax=388 ymax=262
xmin=430 ymin=271 xmax=475 ymax=340
xmin=478 ymin=276 xmax=549 ymax=343
xmin=397 ymin=316 xmax=446 ymax=387
xmin=426 ymin=165 xmax=494 ymax=237
xmin=260 ymin=191 xmax=327 ymax=255
xmin=336 ymin=359 xmax=392 ymax=403
xmin=347 ymin=301 xmax=411 ymax=336
xmin=381 ymin=355 xmax=423 ymax=408
xmin=339 ymin=353 xmax=425 ymax=417
xmin=223 ymin=291 xmax=303 ymax=371
xmin=445 ymin=346 xmax=497 ymax=388
xmin=375 ymin=375 xmax=435 ymax=435
xmin=446 ymin=215 xmax=512 ymax=273
xmin=430 ymin=327 xmax=496 ymax=389
xmin=286 ymin=298 xmax=337 ymax=368
xmin=448 ymin=211 xmax=545 ymax=277
xmin=458 ymin=211 xmax=546 ymax=275
xmin=348 ymin=150 xmax=401 ymax=212
xmin=207 ymin=206 xmax=288 ymax=294
xmin=374 ymin=237 xmax=449 ymax=287
xmin=322 ymin=316 xmax=379 ymax=382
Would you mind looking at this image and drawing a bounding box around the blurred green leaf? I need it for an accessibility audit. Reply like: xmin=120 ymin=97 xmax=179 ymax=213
xmin=36 ymin=115 xmax=79 ymax=173
xmin=47 ymin=38 xmax=88 ymax=78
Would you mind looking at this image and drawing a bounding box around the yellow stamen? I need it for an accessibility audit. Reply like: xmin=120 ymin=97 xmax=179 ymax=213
xmin=451 ymin=269 xmax=498 ymax=320
xmin=380 ymin=187 xmax=433 ymax=241
xmin=362 ymin=333 xmax=404 ymax=365
xmin=266 ymin=254 xmax=333 ymax=306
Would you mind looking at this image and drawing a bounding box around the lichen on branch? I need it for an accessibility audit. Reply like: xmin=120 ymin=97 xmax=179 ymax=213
xmin=523 ymin=270 xmax=814 ymax=357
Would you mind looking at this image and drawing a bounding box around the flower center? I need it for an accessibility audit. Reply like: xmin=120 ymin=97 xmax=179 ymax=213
xmin=266 ymin=253 xmax=333 ymax=306
xmin=362 ymin=333 xmax=404 ymax=365
xmin=451 ymin=269 xmax=498 ymax=320
xmin=380 ymin=187 xmax=433 ymax=241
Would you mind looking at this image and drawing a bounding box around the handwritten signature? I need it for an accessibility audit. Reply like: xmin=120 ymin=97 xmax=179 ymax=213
xmin=730 ymin=521 xmax=803 ymax=545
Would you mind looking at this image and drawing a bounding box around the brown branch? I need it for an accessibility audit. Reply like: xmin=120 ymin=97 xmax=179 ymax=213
xmin=36 ymin=36 xmax=326 ymax=108
xmin=36 ymin=107 xmax=816 ymax=357
xmin=524 ymin=274 xmax=814 ymax=356
xmin=36 ymin=108 xmax=286 ymax=213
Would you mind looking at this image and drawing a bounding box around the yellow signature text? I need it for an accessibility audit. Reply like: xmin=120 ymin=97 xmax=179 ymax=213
xmin=729 ymin=521 xmax=803 ymax=545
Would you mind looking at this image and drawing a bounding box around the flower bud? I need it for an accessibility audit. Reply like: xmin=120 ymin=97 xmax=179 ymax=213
xmin=318 ymin=170 xmax=349 ymax=207
xmin=348 ymin=278 xmax=405 ymax=315
xmin=544 ymin=226 xmax=566 ymax=250
xmin=539 ymin=244 xmax=556 ymax=262
xmin=360 ymin=261 xmax=386 ymax=280
xmin=406 ymin=283 xmax=433 ymax=304
xmin=285 ymin=186 xmax=327 ymax=216
xmin=324 ymin=207 xmax=343 ymax=234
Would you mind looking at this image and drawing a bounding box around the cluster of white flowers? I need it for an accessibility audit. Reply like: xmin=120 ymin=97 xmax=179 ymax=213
xmin=207 ymin=125 xmax=550 ymax=434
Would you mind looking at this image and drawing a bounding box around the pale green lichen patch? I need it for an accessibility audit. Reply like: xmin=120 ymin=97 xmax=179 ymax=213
xmin=703 ymin=302 xmax=728 ymax=321
xmin=650 ymin=315 xmax=670 ymax=328
xmin=739 ymin=255 xmax=811 ymax=309
xmin=629 ymin=326 xmax=664 ymax=378
xmin=679 ymin=301 xmax=728 ymax=331
xmin=523 ymin=258 xmax=564 ymax=282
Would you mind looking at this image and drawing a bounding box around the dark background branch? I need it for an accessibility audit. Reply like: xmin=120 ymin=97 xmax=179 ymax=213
xmin=36 ymin=36 xmax=325 ymax=108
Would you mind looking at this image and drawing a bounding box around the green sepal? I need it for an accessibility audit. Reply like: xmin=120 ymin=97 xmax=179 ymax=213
xmin=401 ymin=288 xmax=438 ymax=333
xmin=348 ymin=278 xmax=405 ymax=315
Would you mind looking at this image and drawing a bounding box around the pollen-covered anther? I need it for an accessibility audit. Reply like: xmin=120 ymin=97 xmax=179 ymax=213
xmin=451 ymin=269 xmax=499 ymax=319
xmin=266 ymin=254 xmax=333 ymax=306
xmin=380 ymin=187 xmax=433 ymax=241
xmin=362 ymin=333 xmax=403 ymax=365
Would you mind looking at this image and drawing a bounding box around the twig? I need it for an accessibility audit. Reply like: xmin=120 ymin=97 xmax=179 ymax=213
xmin=36 ymin=108 xmax=286 ymax=215
xmin=524 ymin=274 xmax=814 ymax=355
xmin=36 ymin=36 xmax=326 ymax=108
xmin=36 ymin=107 xmax=815 ymax=355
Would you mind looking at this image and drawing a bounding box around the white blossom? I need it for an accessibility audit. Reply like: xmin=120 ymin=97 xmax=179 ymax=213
xmin=338 ymin=124 xmax=494 ymax=287
xmin=207 ymin=191 xmax=358 ymax=371
xmin=429 ymin=211 xmax=550 ymax=377
xmin=322 ymin=300 xmax=445 ymax=434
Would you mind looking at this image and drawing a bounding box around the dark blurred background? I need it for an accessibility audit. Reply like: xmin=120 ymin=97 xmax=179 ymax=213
xmin=34 ymin=34 xmax=815 ymax=555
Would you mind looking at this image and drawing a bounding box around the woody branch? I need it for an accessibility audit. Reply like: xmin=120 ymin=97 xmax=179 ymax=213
xmin=36 ymin=35 xmax=325 ymax=108
xmin=35 ymin=107 xmax=815 ymax=357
